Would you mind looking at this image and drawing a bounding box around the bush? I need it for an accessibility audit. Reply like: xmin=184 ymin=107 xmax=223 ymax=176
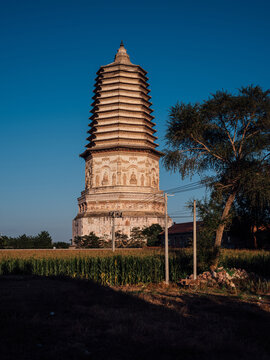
xmin=53 ymin=242 xmax=70 ymax=249
xmin=142 ymin=224 xmax=163 ymax=247
xmin=74 ymin=232 xmax=100 ymax=248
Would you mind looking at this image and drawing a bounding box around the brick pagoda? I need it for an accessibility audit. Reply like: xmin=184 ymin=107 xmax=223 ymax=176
xmin=72 ymin=42 xmax=170 ymax=240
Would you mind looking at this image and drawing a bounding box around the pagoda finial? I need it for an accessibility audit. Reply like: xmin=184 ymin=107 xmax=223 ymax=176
xmin=114 ymin=41 xmax=131 ymax=64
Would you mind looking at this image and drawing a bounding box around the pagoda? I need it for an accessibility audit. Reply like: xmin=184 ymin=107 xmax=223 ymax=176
xmin=72 ymin=42 xmax=170 ymax=240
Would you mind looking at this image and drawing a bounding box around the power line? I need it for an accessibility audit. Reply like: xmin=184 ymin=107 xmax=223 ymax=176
xmin=164 ymin=180 xmax=203 ymax=193
xmin=168 ymin=215 xmax=192 ymax=219
xmin=141 ymin=180 xmax=206 ymax=205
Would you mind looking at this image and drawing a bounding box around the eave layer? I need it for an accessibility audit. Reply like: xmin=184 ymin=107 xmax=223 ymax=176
xmin=83 ymin=55 xmax=160 ymax=156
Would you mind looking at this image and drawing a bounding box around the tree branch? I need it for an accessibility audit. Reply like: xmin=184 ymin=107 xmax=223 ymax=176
xmin=218 ymin=115 xmax=237 ymax=157
xmin=190 ymin=134 xmax=226 ymax=162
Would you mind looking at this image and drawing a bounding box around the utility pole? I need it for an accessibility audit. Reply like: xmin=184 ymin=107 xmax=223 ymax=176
xmin=193 ymin=200 xmax=197 ymax=280
xmin=112 ymin=214 xmax=115 ymax=252
xmin=164 ymin=193 xmax=169 ymax=285
xmin=109 ymin=211 xmax=122 ymax=252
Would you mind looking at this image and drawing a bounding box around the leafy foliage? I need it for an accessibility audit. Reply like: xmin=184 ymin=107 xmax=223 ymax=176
xmin=74 ymin=232 xmax=100 ymax=248
xmin=53 ymin=242 xmax=70 ymax=249
xmin=164 ymin=85 xmax=270 ymax=265
xmin=142 ymin=224 xmax=163 ymax=246
xmin=194 ymin=197 xmax=231 ymax=268
xmin=0 ymin=231 xmax=53 ymax=249
xmin=234 ymin=164 xmax=270 ymax=248
xmin=115 ymin=230 xmax=145 ymax=248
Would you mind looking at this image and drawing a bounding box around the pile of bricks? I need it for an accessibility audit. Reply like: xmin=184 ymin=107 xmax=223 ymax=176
xmin=179 ymin=267 xmax=249 ymax=289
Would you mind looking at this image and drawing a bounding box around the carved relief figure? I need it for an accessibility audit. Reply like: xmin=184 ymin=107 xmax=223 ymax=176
xmin=141 ymin=174 xmax=144 ymax=186
xmin=151 ymin=168 xmax=158 ymax=188
xmin=152 ymin=175 xmax=157 ymax=187
xmin=117 ymin=172 xmax=121 ymax=184
xmin=95 ymin=175 xmax=100 ymax=187
xmin=86 ymin=168 xmax=92 ymax=189
xmin=112 ymin=173 xmax=116 ymax=185
xmin=130 ymin=172 xmax=137 ymax=185
xmin=102 ymin=172 xmax=109 ymax=185
xmin=85 ymin=163 xmax=91 ymax=189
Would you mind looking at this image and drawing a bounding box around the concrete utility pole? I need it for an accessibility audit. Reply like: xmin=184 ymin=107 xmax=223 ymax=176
xmin=112 ymin=215 xmax=115 ymax=252
xmin=164 ymin=193 xmax=169 ymax=285
xmin=193 ymin=200 xmax=197 ymax=280
xmin=109 ymin=211 xmax=122 ymax=252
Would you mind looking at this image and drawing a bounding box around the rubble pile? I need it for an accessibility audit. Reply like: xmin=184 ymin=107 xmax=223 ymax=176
xmin=180 ymin=267 xmax=249 ymax=289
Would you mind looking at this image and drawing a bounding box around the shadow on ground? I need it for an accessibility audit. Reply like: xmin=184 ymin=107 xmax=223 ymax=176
xmin=0 ymin=276 xmax=269 ymax=360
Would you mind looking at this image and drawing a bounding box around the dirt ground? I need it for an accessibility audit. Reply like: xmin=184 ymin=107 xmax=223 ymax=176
xmin=0 ymin=276 xmax=269 ymax=360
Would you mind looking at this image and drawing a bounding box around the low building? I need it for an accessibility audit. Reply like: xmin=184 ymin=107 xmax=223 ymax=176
xmin=161 ymin=221 xmax=270 ymax=249
xmin=160 ymin=222 xmax=202 ymax=248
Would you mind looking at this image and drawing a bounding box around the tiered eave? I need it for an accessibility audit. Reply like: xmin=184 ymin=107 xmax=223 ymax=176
xmin=80 ymin=42 xmax=161 ymax=159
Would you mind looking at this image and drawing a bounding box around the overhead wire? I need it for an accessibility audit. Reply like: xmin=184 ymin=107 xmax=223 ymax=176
xmin=141 ymin=179 xmax=206 ymax=205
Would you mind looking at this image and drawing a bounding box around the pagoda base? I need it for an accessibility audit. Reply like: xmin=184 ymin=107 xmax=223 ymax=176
xmin=72 ymin=212 xmax=172 ymax=243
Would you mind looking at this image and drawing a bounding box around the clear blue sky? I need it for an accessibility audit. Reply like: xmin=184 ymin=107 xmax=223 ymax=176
xmin=1 ymin=0 xmax=269 ymax=242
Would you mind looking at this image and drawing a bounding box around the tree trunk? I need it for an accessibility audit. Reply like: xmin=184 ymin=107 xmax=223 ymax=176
xmin=212 ymin=191 xmax=237 ymax=268
xmin=251 ymin=226 xmax=258 ymax=249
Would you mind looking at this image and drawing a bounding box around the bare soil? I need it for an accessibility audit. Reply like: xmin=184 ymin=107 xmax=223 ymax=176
xmin=0 ymin=276 xmax=269 ymax=360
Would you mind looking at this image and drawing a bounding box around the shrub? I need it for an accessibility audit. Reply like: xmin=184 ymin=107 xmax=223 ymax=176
xmin=74 ymin=232 xmax=100 ymax=248
xmin=53 ymin=242 xmax=70 ymax=249
xmin=142 ymin=224 xmax=163 ymax=247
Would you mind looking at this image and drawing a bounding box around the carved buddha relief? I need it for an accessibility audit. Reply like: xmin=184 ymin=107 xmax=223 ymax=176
xmin=102 ymin=172 xmax=109 ymax=185
xmin=85 ymin=162 xmax=91 ymax=189
xmin=117 ymin=172 xmax=121 ymax=184
xmin=130 ymin=172 xmax=137 ymax=185
xmin=150 ymin=168 xmax=158 ymax=188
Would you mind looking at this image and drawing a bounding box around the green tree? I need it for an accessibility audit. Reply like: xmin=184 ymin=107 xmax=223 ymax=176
xmin=130 ymin=227 xmax=144 ymax=241
xmin=164 ymin=85 xmax=270 ymax=267
xmin=142 ymin=224 xmax=163 ymax=247
xmin=194 ymin=196 xmax=233 ymax=268
xmin=35 ymin=231 xmax=53 ymax=248
xmin=115 ymin=230 xmax=129 ymax=248
xmin=129 ymin=227 xmax=146 ymax=248
xmin=0 ymin=236 xmax=9 ymax=249
xmin=53 ymin=241 xmax=70 ymax=249
xmin=234 ymin=165 xmax=270 ymax=248
xmin=74 ymin=232 xmax=100 ymax=248
xmin=0 ymin=232 xmax=53 ymax=249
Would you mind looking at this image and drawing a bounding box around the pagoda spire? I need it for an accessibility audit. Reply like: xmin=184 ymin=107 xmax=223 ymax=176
xmin=114 ymin=41 xmax=132 ymax=64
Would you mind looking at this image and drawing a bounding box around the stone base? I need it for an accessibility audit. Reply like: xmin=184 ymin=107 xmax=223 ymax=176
xmin=72 ymin=213 xmax=172 ymax=243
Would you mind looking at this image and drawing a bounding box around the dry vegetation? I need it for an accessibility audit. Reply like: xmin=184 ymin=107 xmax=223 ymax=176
xmin=0 ymin=248 xmax=268 ymax=259
xmin=0 ymin=248 xmax=163 ymax=259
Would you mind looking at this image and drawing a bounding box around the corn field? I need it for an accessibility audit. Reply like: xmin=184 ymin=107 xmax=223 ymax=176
xmin=0 ymin=249 xmax=269 ymax=285
xmin=0 ymin=255 xmax=191 ymax=285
